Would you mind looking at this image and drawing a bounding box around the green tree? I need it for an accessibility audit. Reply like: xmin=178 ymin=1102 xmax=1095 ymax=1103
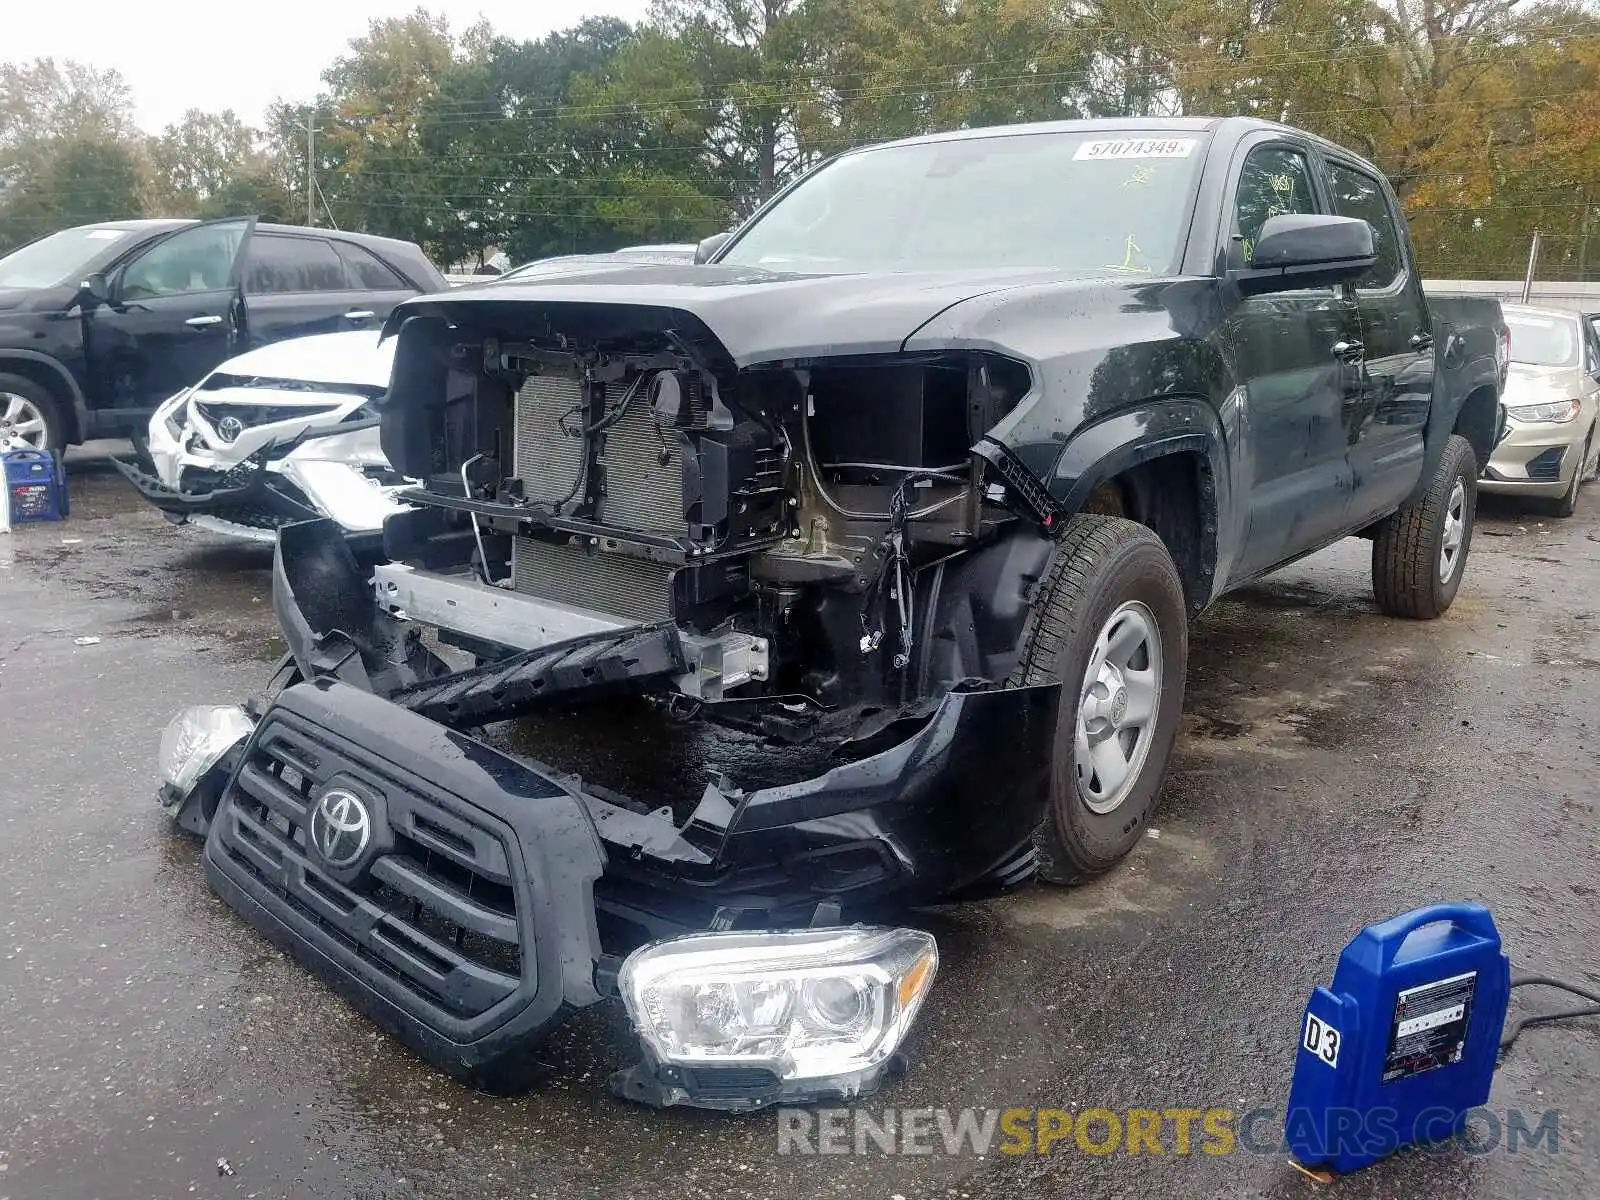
xmin=805 ymin=0 xmax=1099 ymax=147
xmin=146 ymin=108 xmax=259 ymax=214
xmin=0 ymin=134 xmax=145 ymax=247
xmin=314 ymin=8 xmax=460 ymax=251
xmin=0 ymin=58 xmax=144 ymax=251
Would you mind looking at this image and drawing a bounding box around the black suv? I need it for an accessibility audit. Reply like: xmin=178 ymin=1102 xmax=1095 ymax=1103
xmin=0 ymin=217 xmax=446 ymax=450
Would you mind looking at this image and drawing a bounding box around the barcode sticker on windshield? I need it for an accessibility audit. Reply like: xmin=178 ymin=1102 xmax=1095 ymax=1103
xmin=1074 ymin=138 xmax=1197 ymax=161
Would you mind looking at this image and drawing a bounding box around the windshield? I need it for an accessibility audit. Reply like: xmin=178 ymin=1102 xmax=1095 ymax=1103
xmin=719 ymin=131 xmax=1208 ymax=275
xmin=0 ymin=226 xmax=132 ymax=289
xmin=1506 ymin=312 xmax=1578 ymax=366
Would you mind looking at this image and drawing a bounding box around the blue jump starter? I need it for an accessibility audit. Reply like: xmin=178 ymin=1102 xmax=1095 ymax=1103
xmin=2 ymin=449 xmax=69 ymax=524
xmin=1286 ymin=902 xmax=1511 ymax=1173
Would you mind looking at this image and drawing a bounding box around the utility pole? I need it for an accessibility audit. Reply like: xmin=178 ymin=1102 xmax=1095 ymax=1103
xmin=1521 ymin=230 xmax=1542 ymax=303
xmin=305 ymin=113 xmax=320 ymax=227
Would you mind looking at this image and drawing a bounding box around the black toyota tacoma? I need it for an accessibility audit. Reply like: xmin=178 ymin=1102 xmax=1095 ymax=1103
xmin=159 ymin=117 xmax=1507 ymax=1108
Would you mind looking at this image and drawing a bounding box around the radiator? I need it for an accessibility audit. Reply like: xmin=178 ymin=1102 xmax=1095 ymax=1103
xmin=510 ymin=537 xmax=674 ymax=623
xmin=514 ymin=375 xmax=584 ymax=504
xmin=512 ymin=372 xmax=686 ymax=534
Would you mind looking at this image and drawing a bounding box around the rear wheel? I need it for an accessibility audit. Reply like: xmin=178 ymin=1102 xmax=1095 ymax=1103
xmin=0 ymin=373 xmax=65 ymax=453
xmin=1372 ymin=433 xmax=1477 ymax=619
xmin=1011 ymin=515 xmax=1189 ymax=885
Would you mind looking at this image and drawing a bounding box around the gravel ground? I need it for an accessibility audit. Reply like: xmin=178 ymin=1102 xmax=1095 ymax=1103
xmin=1 ymin=448 xmax=1596 ymax=1199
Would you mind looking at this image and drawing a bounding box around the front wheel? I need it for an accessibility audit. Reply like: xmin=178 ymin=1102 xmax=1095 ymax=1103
xmin=1551 ymin=429 xmax=1592 ymax=518
xmin=1011 ymin=515 xmax=1189 ymax=885
xmin=0 ymin=373 xmax=65 ymax=453
xmin=1371 ymin=433 xmax=1477 ymax=619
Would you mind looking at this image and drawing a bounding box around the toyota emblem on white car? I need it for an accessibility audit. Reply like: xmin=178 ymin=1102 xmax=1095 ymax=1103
xmin=310 ymin=788 xmax=372 ymax=867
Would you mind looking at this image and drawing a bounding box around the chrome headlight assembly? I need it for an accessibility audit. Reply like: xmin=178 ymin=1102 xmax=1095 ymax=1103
xmin=612 ymin=925 xmax=938 ymax=1110
xmin=158 ymin=705 xmax=254 ymax=828
xmin=1505 ymin=398 xmax=1580 ymax=424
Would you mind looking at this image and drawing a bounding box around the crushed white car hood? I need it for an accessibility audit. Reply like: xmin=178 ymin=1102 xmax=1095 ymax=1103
xmin=211 ymin=330 xmax=397 ymax=389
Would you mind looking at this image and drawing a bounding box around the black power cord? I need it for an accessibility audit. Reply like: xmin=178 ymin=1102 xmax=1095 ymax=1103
xmin=857 ymin=470 xmax=965 ymax=668
xmin=1498 ymin=974 xmax=1600 ymax=1060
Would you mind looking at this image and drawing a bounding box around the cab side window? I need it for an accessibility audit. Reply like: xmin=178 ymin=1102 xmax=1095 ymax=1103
xmin=245 ymin=235 xmax=349 ymax=295
xmin=1326 ymin=161 xmax=1404 ymax=290
xmin=1232 ymin=146 xmax=1319 ymax=267
xmin=335 ymin=242 xmax=409 ymax=291
xmin=121 ymin=222 xmax=247 ymax=299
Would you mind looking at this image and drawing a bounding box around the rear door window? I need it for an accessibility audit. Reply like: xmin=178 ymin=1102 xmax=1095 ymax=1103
xmin=334 ymin=242 xmax=410 ymax=291
xmin=1325 ymin=160 xmax=1404 ymax=290
xmin=245 ymin=235 xmax=349 ymax=295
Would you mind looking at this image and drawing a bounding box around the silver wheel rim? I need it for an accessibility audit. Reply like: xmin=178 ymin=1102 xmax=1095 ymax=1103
xmin=0 ymin=392 xmax=48 ymax=451
xmin=1075 ymin=600 xmax=1163 ymax=815
xmin=1439 ymin=478 xmax=1466 ymax=583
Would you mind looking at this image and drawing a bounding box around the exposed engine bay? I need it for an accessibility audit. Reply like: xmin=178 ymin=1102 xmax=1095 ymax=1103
xmin=372 ymin=305 xmax=1048 ymax=758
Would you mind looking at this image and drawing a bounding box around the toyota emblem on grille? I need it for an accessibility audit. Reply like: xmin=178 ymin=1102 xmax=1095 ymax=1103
xmin=216 ymin=415 xmax=244 ymax=443
xmin=310 ymin=788 xmax=372 ymax=868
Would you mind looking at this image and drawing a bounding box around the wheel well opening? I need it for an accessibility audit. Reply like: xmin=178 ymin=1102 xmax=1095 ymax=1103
xmin=1453 ymin=385 xmax=1499 ymax=470
xmin=1082 ymin=452 xmax=1214 ymax=616
xmin=0 ymin=359 xmax=77 ymax=442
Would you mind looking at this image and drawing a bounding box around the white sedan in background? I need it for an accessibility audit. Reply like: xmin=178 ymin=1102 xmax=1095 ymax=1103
xmin=112 ymin=330 xmax=410 ymax=547
xmin=1481 ymin=304 xmax=1600 ymax=517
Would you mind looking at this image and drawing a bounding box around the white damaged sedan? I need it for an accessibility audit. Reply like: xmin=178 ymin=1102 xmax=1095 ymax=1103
xmin=113 ymin=330 xmax=411 ymax=545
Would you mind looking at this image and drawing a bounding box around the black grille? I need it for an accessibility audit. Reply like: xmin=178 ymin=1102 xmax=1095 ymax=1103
xmin=215 ymin=716 xmax=525 ymax=1019
xmin=678 ymin=1066 xmax=783 ymax=1099
xmin=1525 ymin=446 xmax=1565 ymax=481
xmin=180 ymin=461 xmax=262 ymax=491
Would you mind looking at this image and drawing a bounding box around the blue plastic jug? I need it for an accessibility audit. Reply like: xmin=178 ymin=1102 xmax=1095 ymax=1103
xmin=1285 ymin=902 xmax=1511 ymax=1173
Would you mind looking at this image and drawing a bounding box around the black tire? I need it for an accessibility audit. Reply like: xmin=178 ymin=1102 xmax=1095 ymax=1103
xmin=1010 ymin=515 xmax=1189 ymax=885
xmin=1550 ymin=430 xmax=1591 ymax=518
xmin=1372 ymin=433 xmax=1477 ymax=619
xmin=0 ymin=372 xmax=67 ymax=453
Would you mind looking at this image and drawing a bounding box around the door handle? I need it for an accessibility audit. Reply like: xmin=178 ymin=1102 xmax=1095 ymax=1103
xmin=185 ymin=314 xmax=224 ymax=329
xmin=1409 ymin=332 xmax=1434 ymax=351
xmin=343 ymin=310 xmax=375 ymax=322
xmin=1332 ymin=340 xmax=1365 ymax=360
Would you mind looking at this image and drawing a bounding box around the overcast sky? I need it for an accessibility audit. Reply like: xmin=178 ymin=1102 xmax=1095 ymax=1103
xmin=5 ymin=0 xmax=657 ymax=133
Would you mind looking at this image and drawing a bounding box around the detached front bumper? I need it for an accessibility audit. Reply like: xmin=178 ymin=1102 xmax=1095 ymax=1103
xmin=112 ymin=453 xmax=322 ymax=540
xmin=180 ymin=518 xmax=1059 ymax=1099
xmin=114 ymin=443 xmax=408 ymax=548
xmin=202 ymin=674 xmax=1051 ymax=1099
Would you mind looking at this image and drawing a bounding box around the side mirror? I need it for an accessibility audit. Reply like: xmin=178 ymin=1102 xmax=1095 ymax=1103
xmin=693 ymin=231 xmax=732 ymax=265
xmin=1233 ymin=214 xmax=1377 ymax=296
xmin=79 ymin=272 xmax=111 ymax=306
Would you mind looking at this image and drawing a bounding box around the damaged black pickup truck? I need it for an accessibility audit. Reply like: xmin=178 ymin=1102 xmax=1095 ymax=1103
xmin=158 ymin=117 xmax=1508 ymax=1110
